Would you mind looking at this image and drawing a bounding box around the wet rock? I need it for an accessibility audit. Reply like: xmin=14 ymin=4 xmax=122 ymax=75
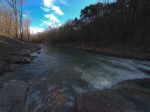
xmin=0 ymin=61 xmax=10 ymax=75
xmin=114 ymin=78 xmax=150 ymax=108
xmin=9 ymin=64 xmax=16 ymax=72
xmin=76 ymin=78 xmax=150 ymax=112
xmin=41 ymin=85 xmax=74 ymax=112
xmin=0 ymin=80 xmax=29 ymax=112
xmin=30 ymin=47 xmax=41 ymax=53
xmin=76 ymin=90 xmax=136 ymax=112
xmin=14 ymin=56 xmax=31 ymax=64
xmin=20 ymin=50 xmax=31 ymax=56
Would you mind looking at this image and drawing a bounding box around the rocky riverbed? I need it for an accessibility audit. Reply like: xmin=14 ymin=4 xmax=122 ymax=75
xmin=0 ymin=38 xmax=149 ymax=112
xmin=0 ymin=78 xmax=149 ymax=112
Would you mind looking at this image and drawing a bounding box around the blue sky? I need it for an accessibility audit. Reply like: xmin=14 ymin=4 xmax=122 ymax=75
xmin=22 ymin=0 xmax=97 ymax=33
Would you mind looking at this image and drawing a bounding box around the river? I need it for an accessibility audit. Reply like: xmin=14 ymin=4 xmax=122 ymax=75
xmin=0 ymin=44 xmax=150 ymax=112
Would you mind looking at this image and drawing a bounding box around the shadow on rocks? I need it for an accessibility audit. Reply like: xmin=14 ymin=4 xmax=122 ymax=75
xmin=0 ymin=80 xmax=29 ymax=112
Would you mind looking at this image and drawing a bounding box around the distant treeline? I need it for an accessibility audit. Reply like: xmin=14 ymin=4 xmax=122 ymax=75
xmin=33 ymin=0 xmax=150 ymax=48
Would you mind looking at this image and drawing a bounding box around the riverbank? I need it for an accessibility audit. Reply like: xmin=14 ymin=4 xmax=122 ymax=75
xmin=0 ymin=36 xmax=41 ymax=75
xmin=53 ymin=42 xmax=150 ymax=61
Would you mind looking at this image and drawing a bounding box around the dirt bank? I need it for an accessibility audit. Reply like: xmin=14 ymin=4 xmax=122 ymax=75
xmin=0 ymin=36 xmax=41 ymax=75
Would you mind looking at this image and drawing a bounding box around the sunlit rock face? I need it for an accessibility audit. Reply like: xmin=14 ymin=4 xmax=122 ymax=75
xmin=0 ymin=80 xmax=28 ymax=112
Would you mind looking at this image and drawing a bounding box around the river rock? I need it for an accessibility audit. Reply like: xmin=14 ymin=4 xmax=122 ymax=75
xmin=0 ymin=61 xmax=10 ymax=75
xmin=0 ymin=80 xmax=28 ymax=112
xmin=76 ymin=78 xmax=150 ymax=112
xmin=76 ymin=90 xmax=136 ymax=112
xmin=40 ymin=85 xmax=74 ymax=112
xmin=14 ymin=56 xmax=31 ymax=64
xmin=20 ymin=50 xmax=31 ymax=56
xmin=114 ymin=78 xmax=150 ymax=108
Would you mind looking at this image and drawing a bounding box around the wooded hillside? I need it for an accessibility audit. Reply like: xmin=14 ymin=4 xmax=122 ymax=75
xmin=33 ymin=0 xmax=150 ymax=49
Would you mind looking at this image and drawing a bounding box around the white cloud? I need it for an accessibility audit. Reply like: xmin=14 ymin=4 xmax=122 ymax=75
xmin=49 ymin=14 xmax=60 ymax=22
xmin=41 ymin=20 xmax=61 ymax=28
xmin=40 ymin=6 xmax=50 ymax=12
xmin=41 ymin=0 xmax=64 ymax=15
xmin=41 ymin=0 xmax=66 ymax=28
xmin=23 ymin=15 xmax=27 ymax=18
xmin=43 ymin=0 xmax=54 ymax=8
xmin=52 ymin=6 xmax=64 ymax=15
xmin=44 ymin=13 xmax=60 ymax=22
xmin=30 ymin=27 xmax=44 ymax=34
xmin=40 ymin=20 xmax=53 ymax=26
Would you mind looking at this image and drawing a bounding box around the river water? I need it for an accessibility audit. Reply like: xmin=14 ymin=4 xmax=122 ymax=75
xmin=0 ymin=45 xmax=150 ymax=112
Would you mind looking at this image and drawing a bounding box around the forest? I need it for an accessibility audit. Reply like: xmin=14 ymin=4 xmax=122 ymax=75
xmin=33 ymin=0 xmax=150 ymax=50
xmin=0 ymin=0 xmax=30 ymax=41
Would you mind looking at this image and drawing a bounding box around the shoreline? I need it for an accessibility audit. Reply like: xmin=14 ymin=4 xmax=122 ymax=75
xmin=0 ymin=36 xmax=41 ymax=75
xmin=52 ymin=42 xmax=150 ymax=61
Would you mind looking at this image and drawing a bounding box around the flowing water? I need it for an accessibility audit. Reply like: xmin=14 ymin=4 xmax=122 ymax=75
xmin=0 ymin=44 xmax=150 ymax=112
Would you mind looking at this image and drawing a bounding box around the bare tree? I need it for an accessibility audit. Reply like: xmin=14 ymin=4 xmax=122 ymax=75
xmin=5 ymin=0 xmax=25 ymax=39
xmin=5 ymin=0 xmax=18 ymax=39
xmin=0 ymin=1 xmax=16 ymax=38
xmin=23 ymin=12 xmax=31 ymax=42
xmin=18 ymin=0 xmax=24 ymax=40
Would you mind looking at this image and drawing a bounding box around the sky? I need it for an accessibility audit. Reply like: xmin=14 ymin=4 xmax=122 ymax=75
xmin=22 ymin=0 xmax=98 ymax=33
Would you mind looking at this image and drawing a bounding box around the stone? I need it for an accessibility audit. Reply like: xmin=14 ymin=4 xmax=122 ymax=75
xmin=0 ymin=80 xmax=29 ymax=112
xmin=20 ymin=51 xmax=30 ymax=56
xmin=0 ymin=61 xmax=10 ymax=75
xmin=38 ymin=85 xmax=74 ymax=112
xmin=14 ymin=56 xmax=31 ymax=64
xmin=76 ymin=90 xmax=136 ymax=112
xmin=76 ymin=78 xmax=150 ymax=112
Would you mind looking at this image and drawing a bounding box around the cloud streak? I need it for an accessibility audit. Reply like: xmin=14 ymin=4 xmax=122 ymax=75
xmin=30 ymin=27 xmax=44 ymax=34
xmin=41 ymin=0 xmax=68 ymax=28
xmin=60 ymin=0 xmax=69 ymax=6
xmin=52 ymin=6 xmax=64 ymax=15
xmin=40 ymin=6 xmax=50 ymax=12
xmin=41 ymin=20 xmax=61 ymax=28
xmin=44 ymin=13 xmax=60 ymax=22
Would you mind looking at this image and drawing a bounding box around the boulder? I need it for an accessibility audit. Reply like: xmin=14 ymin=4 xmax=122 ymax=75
xmin=38 ymin=85 xmax=74 ymax=112
xmin=76 ymin=90 xmax=137 ymax=112
xmin=76 ymin=78 xmax=150 ymax=112
xmin=0 ymin=80 xmax=28 ymax=112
